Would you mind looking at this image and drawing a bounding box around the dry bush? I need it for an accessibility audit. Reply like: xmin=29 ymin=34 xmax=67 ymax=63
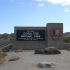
xmin=0 ymin=52 xmax=5 ymax=64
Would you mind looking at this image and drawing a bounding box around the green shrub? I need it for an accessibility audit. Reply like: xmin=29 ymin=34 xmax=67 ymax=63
xmin=63 ymin=36 xmax=70 ymax=43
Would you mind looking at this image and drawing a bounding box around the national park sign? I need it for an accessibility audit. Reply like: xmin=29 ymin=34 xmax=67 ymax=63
xmin=16 ymin=30 xmax=45 ymax=41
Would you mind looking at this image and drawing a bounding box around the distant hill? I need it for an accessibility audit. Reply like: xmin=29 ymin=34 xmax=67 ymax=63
xmin=0 ymin=33 xmax=14 ymax=36
xmin=0 ymin=33 xmax=14 ymax=41
xmin=0 ymin=32 xmax=70 ymax=36
xmin=63 ymin=32 xmax=70 ymax=36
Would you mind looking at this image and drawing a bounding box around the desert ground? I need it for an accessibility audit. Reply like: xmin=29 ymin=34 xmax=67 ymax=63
xmin=0 ymin=50 xmax=70 ymax=70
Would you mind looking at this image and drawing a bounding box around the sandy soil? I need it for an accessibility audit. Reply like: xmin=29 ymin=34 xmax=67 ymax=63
xmin=0 ymin=50 xmax=70 ymax=70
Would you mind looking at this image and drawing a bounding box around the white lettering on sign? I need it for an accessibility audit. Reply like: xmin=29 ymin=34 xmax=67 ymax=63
xmin=21 ymin=31 xmax=41 ymax=40
xmin=21 ymin=32 xmax=32 ymax=38
xmin=17 ymin=30 xmax=45 ymax=41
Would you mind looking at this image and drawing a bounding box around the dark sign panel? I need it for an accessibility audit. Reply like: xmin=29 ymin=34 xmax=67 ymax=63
xmin=16 ymin=30 xmax=45 ymax=41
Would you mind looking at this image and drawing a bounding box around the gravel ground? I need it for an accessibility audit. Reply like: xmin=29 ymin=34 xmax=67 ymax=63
xmin=0 ymin=50 xmax=70 ymax=70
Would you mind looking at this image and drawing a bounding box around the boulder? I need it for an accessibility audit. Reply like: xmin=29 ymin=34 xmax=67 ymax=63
xmin=35 ymin=49 xmax=45 ymax=54
xmin=37 ymin=62 xmax=54 ymax=68
xmin=45 ymin=47 xmax=61 ymax=54
xmin=2 ymin=47 xmax=9 ymax=52
xmin=1 ymin=44 xmax=12 ymax=52
xmin=15 ymin=49 xmax=23 ymax=52
xmin=68 ymin=48 xmax=70 ymax=51
xmin=9 ymin=56 xmax=20 ymax=61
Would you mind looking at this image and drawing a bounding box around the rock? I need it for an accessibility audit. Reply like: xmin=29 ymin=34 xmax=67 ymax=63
xmin=45 ymin=47 xmax=61 ymax=54
xmin=1 ymin=44 xmax=12 ymax=52
xmin=15 ymin=49 xmax=23 ymax=52
xmin=68 ymin=48 xmax=70 ymax=51
xmin=35 ymin=49 xmax=45 ymax=54
xmin=2 ymin=46 xmax=9 ymax=52
xmin=9 ymin=56 xmax=20 ymax=61
xmin=37 ymin=62 xmax=54 ymax=68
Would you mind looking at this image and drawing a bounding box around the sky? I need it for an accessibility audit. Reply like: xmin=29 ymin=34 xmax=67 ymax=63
xmin=0 ymin=0 xmax=70 ymax=34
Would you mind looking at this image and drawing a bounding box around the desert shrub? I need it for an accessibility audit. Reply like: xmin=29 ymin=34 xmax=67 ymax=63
xmin=63 ymin=36 xmax=70 ymax=43
xmin=0 ymin=52 xmax=5 ymax=64
xmin=0 ymin=52 xmax=5 ymax=59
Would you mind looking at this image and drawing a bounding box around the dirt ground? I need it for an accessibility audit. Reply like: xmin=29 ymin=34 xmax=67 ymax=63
xmin=0 ymin=50 xmax=70 ymax=70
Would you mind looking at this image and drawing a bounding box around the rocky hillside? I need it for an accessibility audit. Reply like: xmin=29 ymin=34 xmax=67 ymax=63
xmin=0 ymin=33 xmax=14 ymax=36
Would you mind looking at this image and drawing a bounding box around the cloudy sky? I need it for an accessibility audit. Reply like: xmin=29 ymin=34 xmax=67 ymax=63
xmin=0 ymin=0 xmax=70 ymax=34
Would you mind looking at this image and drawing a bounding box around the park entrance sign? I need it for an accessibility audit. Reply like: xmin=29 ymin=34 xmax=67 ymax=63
xmin=13 ymin=23 xmax=63 ymax=50
xmin=16 ymin=30 xmax=45 ymax=41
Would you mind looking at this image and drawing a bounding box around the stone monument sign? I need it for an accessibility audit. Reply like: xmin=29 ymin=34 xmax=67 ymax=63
xmin=12 ymin=23 xmax=63 ymax=50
